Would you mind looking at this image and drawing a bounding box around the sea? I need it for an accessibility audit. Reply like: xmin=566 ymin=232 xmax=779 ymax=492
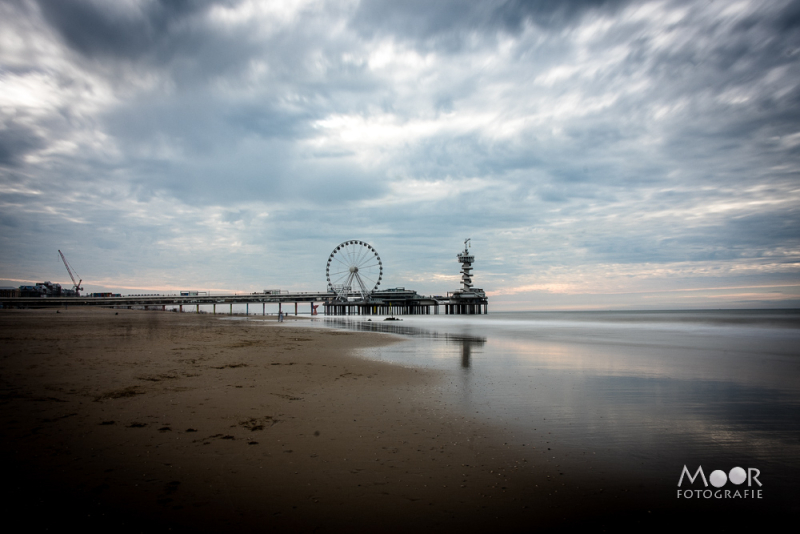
xmin=308 ymin=309 xmax=800 ymax=511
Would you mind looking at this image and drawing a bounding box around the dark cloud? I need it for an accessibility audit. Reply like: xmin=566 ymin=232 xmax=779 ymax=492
xmin=494 ymin=0 xmax=635 ymax=31
xmin=34 ymin=0 xmax=265 ymax=91
xmin=724 ymin=211 xmax=800 ymax=249
xmin=351 ymin=0 xmax=634 ymax=42
xmin=0 ymin=211 xmax=21 ymax=229
xmin=35 ymin=0 xmax=222 ymax=61
xmin=0 ymin=120 xmax=44 ymax=167
xmin=101 ymin=94 xmax=319 ymax=160
xmin=773 ymin=0 xmax=800 ymax=32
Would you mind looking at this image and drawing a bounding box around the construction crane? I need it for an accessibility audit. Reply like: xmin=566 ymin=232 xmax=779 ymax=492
xmin=58 ymin=250 xmax=83 ymax=296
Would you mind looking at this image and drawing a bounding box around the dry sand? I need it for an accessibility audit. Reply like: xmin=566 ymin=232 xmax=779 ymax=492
xmin=0 ymin=308 xmax=713 ymax=532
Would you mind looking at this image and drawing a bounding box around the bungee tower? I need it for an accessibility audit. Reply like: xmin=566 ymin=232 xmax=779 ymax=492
xmin=446 ymin=238 xmax=488 ymax=314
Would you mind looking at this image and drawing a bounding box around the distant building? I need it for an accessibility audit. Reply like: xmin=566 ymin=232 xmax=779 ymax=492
xmin=0 ymin=287 xmax=20 ymax=298
xmin=16 ymin=281 xmax=75 ymax=297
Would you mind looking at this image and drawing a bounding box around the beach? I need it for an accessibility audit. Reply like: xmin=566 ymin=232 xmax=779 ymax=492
xmin=0 ymin=308 xmax=794 ymax=532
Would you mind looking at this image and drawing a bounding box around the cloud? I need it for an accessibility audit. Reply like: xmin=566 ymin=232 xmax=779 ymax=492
xmin=0 ymin=0 xmax=798 ymax=307
xmin=0 ymin=119 xmax=44 ymax=166
xmin=36 ymin=0 xmax=223 ymax=63
xmin=350 ymin=0 xmax=635 ymax=43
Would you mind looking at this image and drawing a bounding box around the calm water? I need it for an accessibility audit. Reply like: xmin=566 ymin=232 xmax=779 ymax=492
xmin=311 ymin=310 xmax=800 ymax=505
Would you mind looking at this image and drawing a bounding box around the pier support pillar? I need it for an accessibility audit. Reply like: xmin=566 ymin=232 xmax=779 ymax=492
xmin=295 ymin=302 xmax=298 ymax=315
xmin=179 ymin=305 xmax=183 ymax=313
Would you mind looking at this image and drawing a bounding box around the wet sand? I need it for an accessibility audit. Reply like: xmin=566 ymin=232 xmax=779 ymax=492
xmin=0 ymin=308 xmax=770 ymax=532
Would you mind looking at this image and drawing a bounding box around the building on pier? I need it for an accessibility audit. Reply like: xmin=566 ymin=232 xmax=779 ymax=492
xmin=324 ymin=239 xmax=488 ymax=316
xmin=323 ymin=287 xmax=438 ymax=316
xmin=443 ymin=238 xmax=488 ymax=315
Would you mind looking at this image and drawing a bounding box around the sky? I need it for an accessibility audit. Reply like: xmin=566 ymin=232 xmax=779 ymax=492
xmin=1 ymin=0 xmax=799 ymax=310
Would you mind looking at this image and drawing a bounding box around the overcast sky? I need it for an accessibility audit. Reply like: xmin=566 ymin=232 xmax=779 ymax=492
xmin=1 ymin=0 xmax=799 ymax=310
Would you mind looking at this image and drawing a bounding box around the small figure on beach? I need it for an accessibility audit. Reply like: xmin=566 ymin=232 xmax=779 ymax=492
xmin=278 ymin=311 xmax=283 ymax=322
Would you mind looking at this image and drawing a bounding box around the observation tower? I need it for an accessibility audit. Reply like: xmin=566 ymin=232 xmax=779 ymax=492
xmin=457 ymin=239 xmax=475 ymax=291
xmin=446 ymin=238 xmax=488 ymax=314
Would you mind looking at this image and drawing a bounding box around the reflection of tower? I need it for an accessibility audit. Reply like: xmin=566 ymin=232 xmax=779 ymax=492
xmin=457 ymin=238 xmax=474 ymax=292
xmin=461 ymin=341 xmax=471 ymax=369
xmin=445 ymin=334 xmax=485 ymax=369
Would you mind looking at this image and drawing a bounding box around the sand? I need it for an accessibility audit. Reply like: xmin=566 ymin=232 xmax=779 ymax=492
xmin=0 ymin=307 xmax=745 ymax=532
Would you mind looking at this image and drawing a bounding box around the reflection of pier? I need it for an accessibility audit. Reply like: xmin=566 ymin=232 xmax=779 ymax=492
xmin=453 ymin=336 xmax=485 ymax=369
xmin=323 ymin=318 xmax=486 ymax=368
xmin=324 ymin=317 xmax=486 ymax=342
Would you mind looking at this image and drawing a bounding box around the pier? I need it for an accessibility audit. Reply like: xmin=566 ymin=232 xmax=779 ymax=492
xmin=1 ymin=240 xmax=489 ymax=315
xmin=0 ymin=288 xmax=487 ymax=316
xmin=323 ymin=288 xmax=487 ymax=316
xmin=0 ymin=291 xmax=328 ymax=315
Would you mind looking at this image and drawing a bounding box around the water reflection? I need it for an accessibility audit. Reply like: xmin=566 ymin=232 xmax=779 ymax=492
xmin=319 ymin=312 xmax=800 ymax=500
xmin=324 ymin=317 xmax=485 ymax=341
xmin=324 ymin=318 xmax=486 ymax=370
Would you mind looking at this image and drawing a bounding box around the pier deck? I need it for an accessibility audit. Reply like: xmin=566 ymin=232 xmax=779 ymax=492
xmin=0 ymin=289 xmax=487 ymax=315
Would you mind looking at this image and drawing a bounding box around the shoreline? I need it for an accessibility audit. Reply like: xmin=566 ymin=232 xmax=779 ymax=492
xmin=0 ymin=308 xmax=784 ymax=532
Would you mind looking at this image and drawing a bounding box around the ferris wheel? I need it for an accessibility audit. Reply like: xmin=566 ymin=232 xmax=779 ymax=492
xmin=326 ymin=240 xmax=382 ymax=300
